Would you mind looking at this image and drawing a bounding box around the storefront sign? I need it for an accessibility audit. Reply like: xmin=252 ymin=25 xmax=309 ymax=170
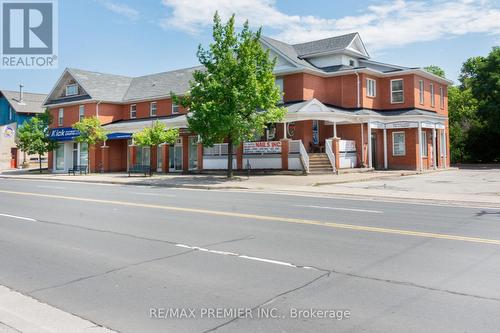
xmin=3 ymin=126 xmax=15 ymax=138
xmin=107 ymin=132 xmax=132 ymax=140
xmin=370 ymin=122 xmax=385 ymax=129
xmin=339 ymin=140 xmax=356 ymax=153
xmin=49 ymin=127 xmax=80 ymax=141
xmin=244 ymin=141 xmax=282 ymax=154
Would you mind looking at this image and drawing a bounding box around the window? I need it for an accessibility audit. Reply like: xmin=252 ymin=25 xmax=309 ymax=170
xmin=440 ymin=86 xmax=444 ymax=108
xmin=79 ymin=105 xmax=85 ymax=121
xmin=421 ymin=131 xmax=428 ymax=157
xmin=430 ymin=83 xmax=435 ymax=107
xmin=55 ymin=143 xmax=65 ymax=170
xmin=58 ymin=108 xmax=64 ymax=126
xmin=66 ymin=84 xmax=78 ymax=96
xmin=392 ymin=131 xmax=406 ymax=156
xmin=349 ymin=59 xmax=355 ymax=67
xmin=390 ymin=79 xmax=404 ymax=103
xmin=419 ymin=80 xmax=424 ymax=105
xmin=150 ymin=102 xmax=157 ymax=117
xmin=440 ymin=131 xmax=447 ymax=157
xmin=172 ymin=102 xmax=180 ymax=114
xmin=275 ymin=78 xmax=284 ymax=103
xmin=366 ymin=78 xmax=376 ymax=98
xmin=130 ymin=104 xmax=137 ymax=118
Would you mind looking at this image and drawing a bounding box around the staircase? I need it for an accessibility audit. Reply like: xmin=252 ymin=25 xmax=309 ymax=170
xmin=308 ymin=153 xmax=334 ymax=174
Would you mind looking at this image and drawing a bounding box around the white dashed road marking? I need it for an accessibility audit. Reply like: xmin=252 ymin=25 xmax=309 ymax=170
xmin=0 ymin=213 xmax=37 ymax=222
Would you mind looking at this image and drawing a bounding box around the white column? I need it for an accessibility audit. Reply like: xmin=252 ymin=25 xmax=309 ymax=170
xmin=283 ymin=122 xmax=287 ymax=139
xmin=367 ymin=121 xmax=373 ymax=169
xmin=360 ymin=122 xmax=364 ymax=167
xmin=383 ymin=128 xmax=388 ymax=169
xmin=333 ymin=122 xmax=337 ymax=138
xmin=432 ymin=128 xmax=437 ymax=170
xmin=443 ymin=128 xmax=448 ymax=168
xmin=418 ymin=122 xmax=423 ymax=172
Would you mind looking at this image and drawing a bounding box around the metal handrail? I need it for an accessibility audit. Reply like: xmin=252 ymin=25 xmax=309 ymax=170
xmin=325 ymin=139 xmax=336 ymax=173
xmin=298 ymin=140 xmax=309 ymax=173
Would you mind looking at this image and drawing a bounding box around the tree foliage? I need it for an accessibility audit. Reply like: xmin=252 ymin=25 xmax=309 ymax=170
xmin=16 ymin=109 xmax=57 ymax=173
xmin=447 ymin=47 xmax=500 ymax=163
xmin=132 ymin=121 xmax=179 ymax=147
xmin=176 ymin=13 xmax=286 ymax=177
xmin=424 ymin=65 xmax=446 ymax=78
xmin=73 ymin=117 xmax=107 ymax=171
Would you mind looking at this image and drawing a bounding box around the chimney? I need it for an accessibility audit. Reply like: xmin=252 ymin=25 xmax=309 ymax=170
xmin=19 ymin=84 xmax=24 ymax=102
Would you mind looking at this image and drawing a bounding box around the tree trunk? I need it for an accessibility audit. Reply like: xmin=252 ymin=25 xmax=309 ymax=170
xmin=150 ymin=145 xmax=154 ymax=176
xmin=227 ymin=138 xmax=233 ymax=179
xmin=39 ymin=154 xmax=42 ymax=173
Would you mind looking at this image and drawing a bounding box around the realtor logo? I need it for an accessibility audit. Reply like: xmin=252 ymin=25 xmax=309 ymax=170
xmin=1 ymin=0 xmax=58 ymax=69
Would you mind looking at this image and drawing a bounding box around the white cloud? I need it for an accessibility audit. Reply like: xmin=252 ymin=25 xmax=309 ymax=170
xmin=159 ymin=0 xmax=500 ymax=51
xmin=96 ymin=0 xmax=140 ymax=21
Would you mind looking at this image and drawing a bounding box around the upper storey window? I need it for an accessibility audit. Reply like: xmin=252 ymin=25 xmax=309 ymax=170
xmin=390 ymin=79 xmax=404 ymax=104
xmin=275 ymin=78 xmax=284 ymax=103
xmin=172 ymin=102 xmax=180 ymax=114
xmin=430 ymin=83 xmax=435 ymax=107
xmin=366 ymin=78 xmax=376 ymax=98
xmin=65 ymin=84 xmax=78 ymax=96
xmin=419 ymin=80 xmax=424 ymax=105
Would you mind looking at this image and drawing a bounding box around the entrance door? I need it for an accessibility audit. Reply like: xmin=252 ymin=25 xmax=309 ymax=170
xmin=371 ymin=132 xmax=377 ymax=169
xmin=10 ymin=148 xmax=17 ymax=168
xmin=169 ymin=138 xmax=183 ymax=172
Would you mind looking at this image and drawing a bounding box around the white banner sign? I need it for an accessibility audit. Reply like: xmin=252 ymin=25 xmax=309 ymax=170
xmin=244 ymin=141 xmax=282 ymax=154
xmin=386 ymin=122 xmax=419 ymax=129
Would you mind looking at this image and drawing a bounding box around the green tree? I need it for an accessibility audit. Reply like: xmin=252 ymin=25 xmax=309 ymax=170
xmin=132 ymin=121 xmax=179 ymax=174
xmin=176 ymin=13 xmax=286 ymax=178
xmin=73 ymin=117 xmax=107 ymax=172
xmin=424 ymin=65 xmax=446 ymax=78
xmin=448 ymin=86 xmax=478 ymax=162
xmin=16 ymin=109 xmax=57 ymax=173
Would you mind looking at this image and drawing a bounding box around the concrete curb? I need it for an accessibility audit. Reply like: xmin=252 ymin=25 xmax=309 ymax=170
xmin=0 ymin=285 xmax=115 ymax=333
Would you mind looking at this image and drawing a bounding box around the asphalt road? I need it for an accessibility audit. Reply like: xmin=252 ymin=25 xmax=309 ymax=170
xmin=0 ymin=178 xmax=499 ymax=333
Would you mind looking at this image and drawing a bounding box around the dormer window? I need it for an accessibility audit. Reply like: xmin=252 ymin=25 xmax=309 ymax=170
xmin=66 ymin=84 xmax=78 ymax=96
xmin=349 ymin=59 xmax=355 ymax=67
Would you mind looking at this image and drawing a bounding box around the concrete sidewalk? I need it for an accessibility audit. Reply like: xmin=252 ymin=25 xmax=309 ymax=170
xmin=0 ymin=285 xmax=114 ymax=333
xmin=2 ymin=168 xmax=500 ymax=208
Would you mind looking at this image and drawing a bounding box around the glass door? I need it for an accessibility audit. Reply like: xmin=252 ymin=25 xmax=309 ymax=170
xmin=55 ymin=143 xmax=65 ymax=170
xmin=174 ymin=145 xmax=182 ymax=171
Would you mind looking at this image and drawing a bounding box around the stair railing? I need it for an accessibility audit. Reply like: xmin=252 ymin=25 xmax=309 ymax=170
xmin=298 ymin=140 xmax=309 ymax=174
xmin=325 ymin=139 xmax=336 ymax=173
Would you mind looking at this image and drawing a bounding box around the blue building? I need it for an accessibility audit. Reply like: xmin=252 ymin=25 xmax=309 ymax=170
xmin=0 ymin=88 xmax=47 ymax=170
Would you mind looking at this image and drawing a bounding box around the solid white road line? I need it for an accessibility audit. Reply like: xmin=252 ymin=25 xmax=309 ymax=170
xmin=0 ymin=213 xmax=36 ymax=222
xmin=295 ymin=204 xmax=383 ymax=214
xmin=36 ymin=185 xmax=66 ymax=190
xmin=175 ymin=243 xmax=319 ymax=271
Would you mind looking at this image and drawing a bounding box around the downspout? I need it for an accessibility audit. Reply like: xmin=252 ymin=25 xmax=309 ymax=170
xmin=355 ymin=70 xmax=360 ymax=108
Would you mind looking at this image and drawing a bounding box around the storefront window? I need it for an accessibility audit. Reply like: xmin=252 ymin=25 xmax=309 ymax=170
xmin=157 ymin=145 xmax=163 ymax=170
xmin=421 ymin=132 xmax=428 ymax=157
xmin=80 ymin=143 xmax=88 ymax=167
xmin=55 ymin=143 xmax=65 ymax=170
xmin=189 ymin=137 xmax=198 ymax=170
xmin=392 ymin=132 xmax=406 ymax=156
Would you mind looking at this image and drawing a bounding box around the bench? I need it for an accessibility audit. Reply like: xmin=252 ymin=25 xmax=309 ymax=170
xmin=68 ymin=165 xmax=88 ymax=175
xmin=128 ymin=164 xmax=151 ymax=176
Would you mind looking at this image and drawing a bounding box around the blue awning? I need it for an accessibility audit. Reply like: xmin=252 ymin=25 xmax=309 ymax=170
xmin=49 ymin=127 xmax=80 ymax=141
xmin=107 ymin=132 xmax=132 ymax=140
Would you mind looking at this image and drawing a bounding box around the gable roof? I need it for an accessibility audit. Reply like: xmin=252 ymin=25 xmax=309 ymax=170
xmin=0 ymin=90 xmax=47 ymax=114
xmin=292 ymin=33 xmax=360 ymax=58
xmin=67 ymin=68 xmax=133 ymax=102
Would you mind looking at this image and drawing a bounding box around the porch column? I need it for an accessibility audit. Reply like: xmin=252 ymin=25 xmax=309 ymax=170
xmin=283 ymin=122 xmax=287 ymax=139
xmin=367 ymin=121 xmax=372 ymax=169
xmin=333 ymin=122 xmax=337 ymax=138
xmin=383 ymin=128 xmax=388 ymax=169
xmin=432 ymin=128 xmax=437 ymax=170
xmin=101 ymin=143 xmax=109 ymax=172
xmin=151 ymin=145 xmax=158 ymax=171
xmin=360 ymin=122 xmax=365 ymax=167
xmin=418 ymin=122 xmax=423 ymax=172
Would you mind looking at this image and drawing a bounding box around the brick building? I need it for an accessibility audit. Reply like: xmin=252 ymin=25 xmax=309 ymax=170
xmin=44 ymin=33 xmax=451 ymax=174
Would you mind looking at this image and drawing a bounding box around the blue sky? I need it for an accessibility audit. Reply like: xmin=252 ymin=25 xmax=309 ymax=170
xmin=1 ymin=0 xmax=499 ymax=94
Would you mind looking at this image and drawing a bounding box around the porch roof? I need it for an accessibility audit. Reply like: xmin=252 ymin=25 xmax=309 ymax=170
xmin=102 ymin=114 xmax=187 ymax=133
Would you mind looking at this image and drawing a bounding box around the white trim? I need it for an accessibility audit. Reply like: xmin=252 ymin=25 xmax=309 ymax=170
xmin=383 ymin=129 xmax=388 ymax=169
xmin=390 ymin=79 xmax=404 ymax=104
xmin=392 ymin=131 xmax=406 ymax=156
